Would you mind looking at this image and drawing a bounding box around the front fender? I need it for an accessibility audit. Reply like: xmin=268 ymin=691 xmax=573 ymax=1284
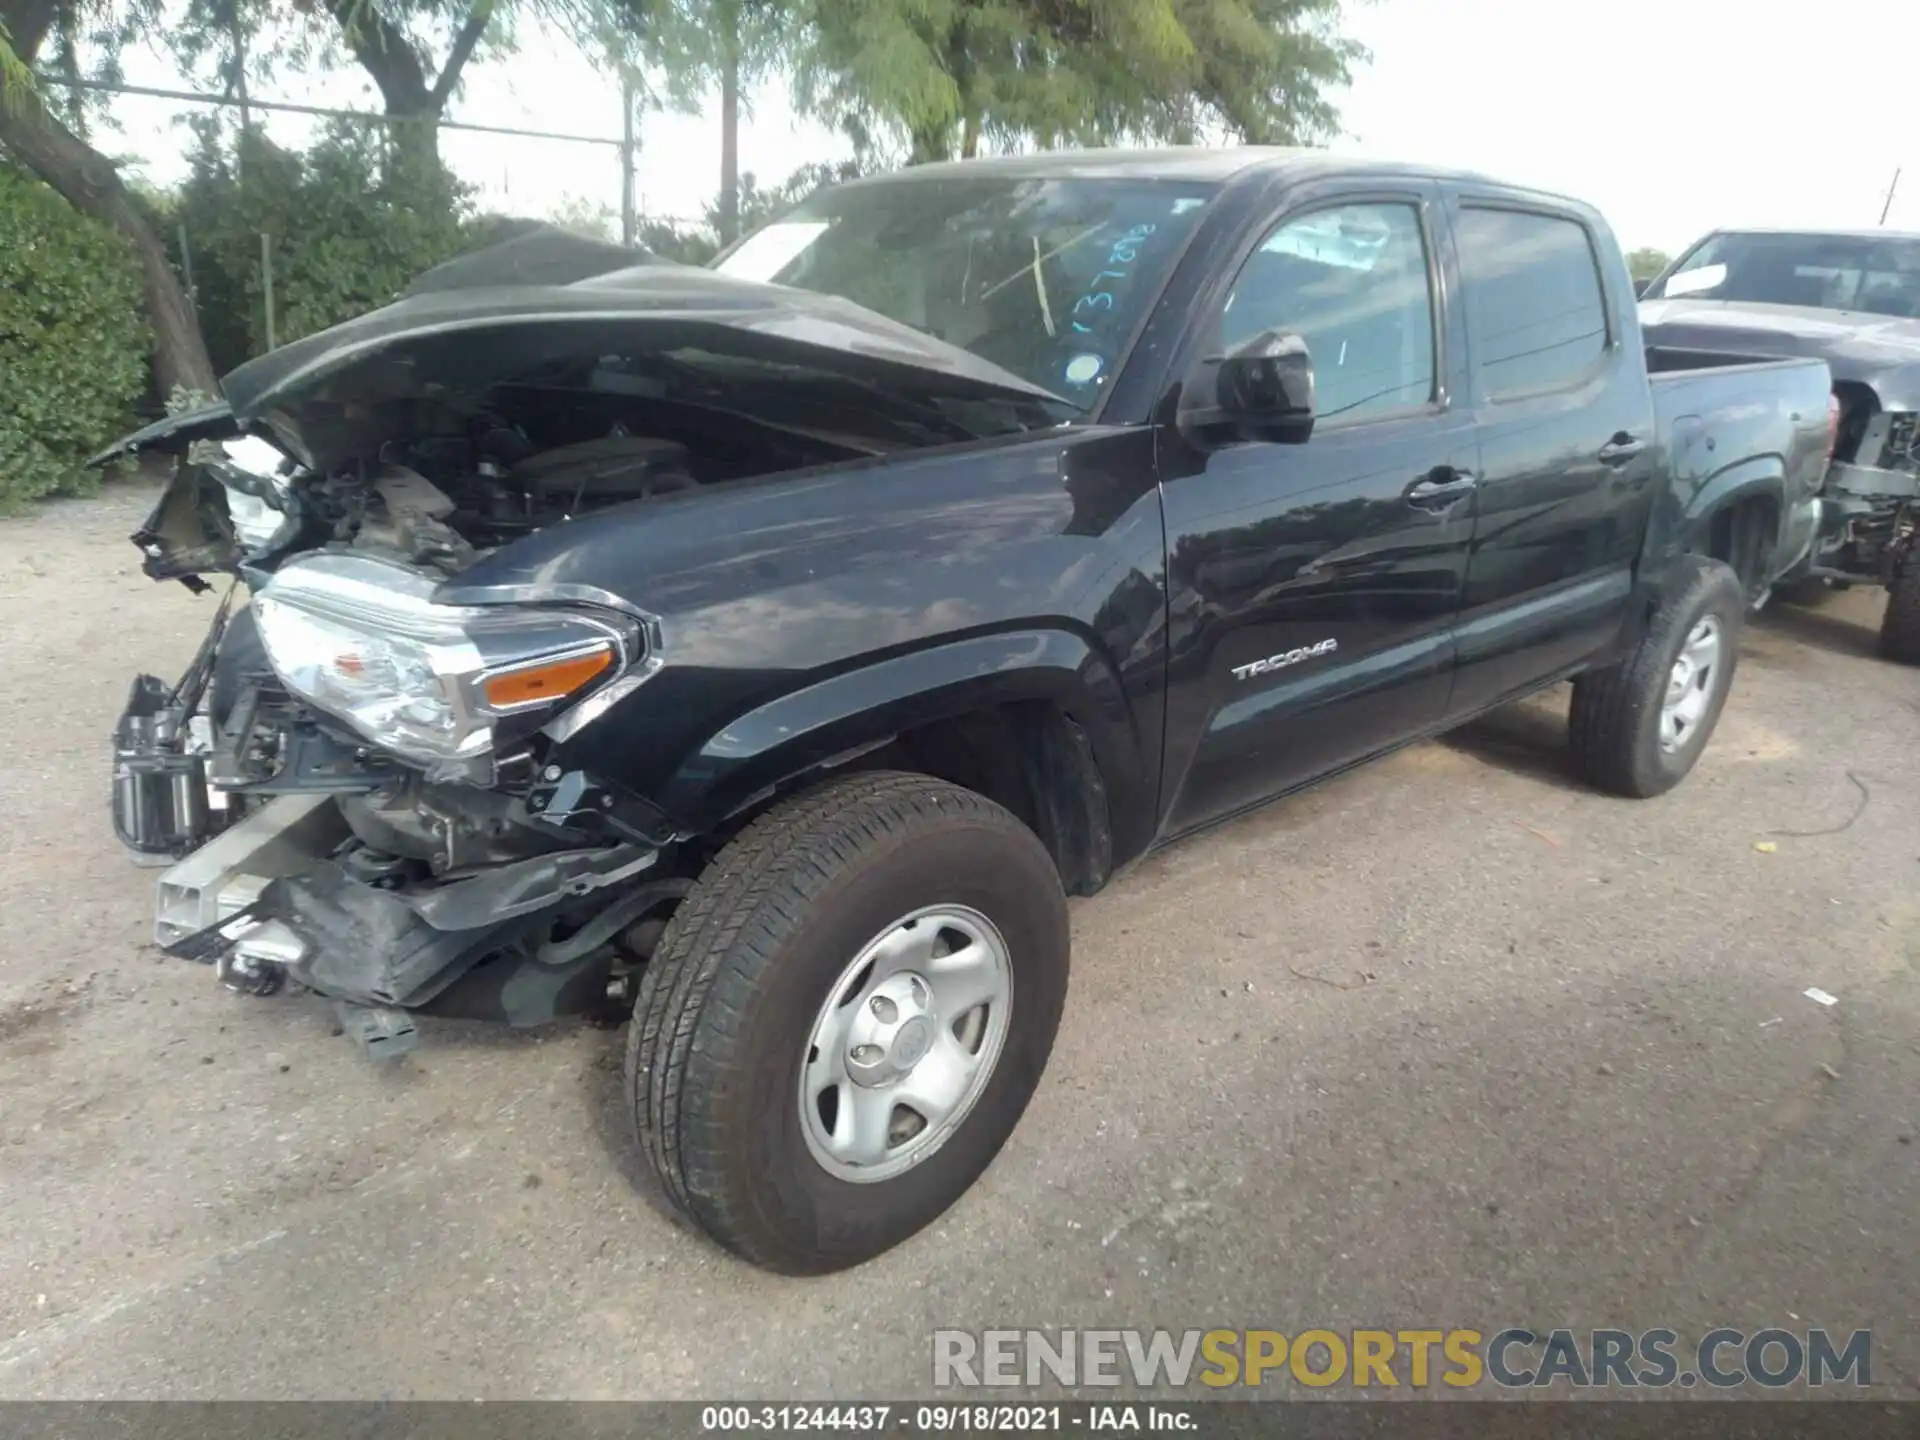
xmin=655 ymin=627 xmax=1151 ymax=856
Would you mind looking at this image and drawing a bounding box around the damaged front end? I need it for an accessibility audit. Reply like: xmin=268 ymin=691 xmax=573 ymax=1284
xmin=101 ymin=235 xmax=1071 ymax=1057
xmin=115 ymin=551 xmax=686 ymax=1058
xmin=1808 ymin=397 xmax=1919 ymax=588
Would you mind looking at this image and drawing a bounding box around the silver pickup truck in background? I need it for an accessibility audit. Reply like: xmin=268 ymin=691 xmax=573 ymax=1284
xmin=1641 ymin=228 xmax=1920 ymax=660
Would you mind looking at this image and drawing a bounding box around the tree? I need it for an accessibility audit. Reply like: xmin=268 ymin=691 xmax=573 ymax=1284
xmin=284 ymin=2 xmax=663 ymax=177
xmin=172 ymin=118 xmax=472 ymax=370
xmin=640 ymin=0 xmax=791 ymax=246
xmin=0 ymin=0 xmax=218 ymax=396
xmin=711 ymin=156 xmax=860 ymax=235
xmin=1627 ymin=247 xmax=1671 ymax=283
xmin=791 ymin=0 xmax=1364 ymax=164
xmin=547 ymin=190 xmax=617 ymax=240
xmin=638 ymin=214 xmax=716 ymax=263
xmin=291 ymin=0 xmax=500 ymax=180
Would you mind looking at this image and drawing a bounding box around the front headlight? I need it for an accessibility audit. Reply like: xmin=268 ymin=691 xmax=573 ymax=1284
xmin=252 ymin=553 xmax=633 ymax=765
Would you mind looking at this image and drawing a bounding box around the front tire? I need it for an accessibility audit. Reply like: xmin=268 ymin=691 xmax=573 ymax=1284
xmin=1878 ymin=560 xmax=1920 ymax=664
xmin=626 ymin=772 xmax=1069 ymax=1274
xmin=1570 ymin=556 xmax=1744 ymax=798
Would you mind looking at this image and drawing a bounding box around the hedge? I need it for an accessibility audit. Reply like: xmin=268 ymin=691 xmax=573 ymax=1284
xmin=171 ymin=120 xmax=472 ymax=374
xmin=0 ymin=163 xmax=150 ymax=510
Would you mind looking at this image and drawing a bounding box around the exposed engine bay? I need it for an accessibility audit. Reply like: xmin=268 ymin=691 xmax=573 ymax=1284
xmin=132 ymin=381 xmax=862 ymax=588
xmin=269 ymin=426 xmax=703 ymax=575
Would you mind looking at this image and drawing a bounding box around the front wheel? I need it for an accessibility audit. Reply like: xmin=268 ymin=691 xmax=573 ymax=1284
xmin=1569 ymin=556 xmax=1745 ymax=798
xmin=625 ymin=771 xmax=1070 ymax=1274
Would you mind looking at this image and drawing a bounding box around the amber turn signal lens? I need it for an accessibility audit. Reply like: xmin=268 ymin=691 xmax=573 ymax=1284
xmin=481 ymin=648 xmax=613 ymax=709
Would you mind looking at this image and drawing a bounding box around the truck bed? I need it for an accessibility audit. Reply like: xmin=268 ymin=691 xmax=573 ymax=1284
xmin=1645 ymin=345 xmax=1819 ymax=376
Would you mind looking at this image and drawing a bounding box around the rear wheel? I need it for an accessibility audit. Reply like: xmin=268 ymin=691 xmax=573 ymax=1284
xmin=1570 ymin=556 xmax=1745 ymax=798
xmin=1878 ymin=561 xmax=1920 ymax=664
xmin=626 ymin=771 xmax=1069 ymax=1274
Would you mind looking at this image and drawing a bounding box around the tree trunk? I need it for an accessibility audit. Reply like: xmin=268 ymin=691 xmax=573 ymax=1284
xmin=718 ymin=35 xmax=740 ymax=245
xmin=385 ymin=110 xmax=446 ymax=189
xmin=0 ymin=0 xmax=58 ymax=59
xmin=907 ymin=122 xmax=954 ymax=164
xmin=949 ymin=19 xmax=976 ymax=161
xmin=0 ymin=99 xmax=216 ymax=396
xmin=319 ymin=0 xmax=488 ymax=192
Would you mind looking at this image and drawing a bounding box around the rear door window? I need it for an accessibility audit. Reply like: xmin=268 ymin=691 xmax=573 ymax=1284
xmin=1456 ymin=208 xmax=1610 ymax=398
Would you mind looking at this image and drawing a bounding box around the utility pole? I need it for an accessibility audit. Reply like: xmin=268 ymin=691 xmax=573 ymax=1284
xmin=620 ymin=71 xmax=637 ymax=248
xmin=231 ymin=5 xmax=250 ymax=183
xmin=260 ymin=231 xmax=276 ymax=351
xmin=1881 ymin=167 xmax=1901 ymax=226
xmin=718 ymin=0 xmax=740 ymax=246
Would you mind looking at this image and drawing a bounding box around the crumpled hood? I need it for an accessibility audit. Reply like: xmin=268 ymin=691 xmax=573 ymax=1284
xmin=89 ymin=403 xmax=239 ymax=466
xmin=1639 ymin=297 xmax=1920 ymax=408
xmin=218 ymin=266 xmax=1051 ymax=420
xmin=93 ymin=239 xmax=1068 ymax=469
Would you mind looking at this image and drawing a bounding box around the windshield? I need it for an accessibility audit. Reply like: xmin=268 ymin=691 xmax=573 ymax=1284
xmin=714 ymin=176 xmax=1218 ymax=408
xmin=1650 ymin=231 xmax=1920 ymax=318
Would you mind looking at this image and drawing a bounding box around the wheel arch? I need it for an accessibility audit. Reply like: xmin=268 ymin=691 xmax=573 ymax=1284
xmin=656 ymin=628 xmax=1152 ymax=895
xmin=1677 ymin=458 xmax=1788 ymax=599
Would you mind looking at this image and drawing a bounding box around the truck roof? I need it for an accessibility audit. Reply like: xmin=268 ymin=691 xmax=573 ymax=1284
xmin=832 ymin=145 xmax=1569 ymax=200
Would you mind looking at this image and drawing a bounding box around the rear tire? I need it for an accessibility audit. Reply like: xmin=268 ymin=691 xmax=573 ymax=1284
xmin=1878 ymin=561 xmax=1920 ymax=664
xmin=626 ymin=771 xmax=1069 ymax=1274
xmin=1570 ymin=556 xmax=1744 ymax=798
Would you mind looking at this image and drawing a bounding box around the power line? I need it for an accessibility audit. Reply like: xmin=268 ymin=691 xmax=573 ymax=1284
xmin=32 ymin=72 xmax=625 ymax=148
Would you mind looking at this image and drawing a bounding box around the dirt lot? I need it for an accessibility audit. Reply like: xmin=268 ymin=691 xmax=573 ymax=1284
xmin=1 ymin=484 xmax=1916 ymax=1399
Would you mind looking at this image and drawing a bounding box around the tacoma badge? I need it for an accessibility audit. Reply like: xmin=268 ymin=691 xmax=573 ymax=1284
xmin=1232 ymin=638 xmax=1338 ymax=680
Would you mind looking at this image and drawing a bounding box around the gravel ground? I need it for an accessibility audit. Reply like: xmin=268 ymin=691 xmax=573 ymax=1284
xmin=1 ymin=484 xmax=1916 ymax=1400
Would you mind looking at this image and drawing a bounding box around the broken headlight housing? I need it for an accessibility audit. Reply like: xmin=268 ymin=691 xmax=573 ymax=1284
xmin=212 ymin=434 xmax=300 ymax=556
xmin=252 ymin=553 xmax=632 ymax=765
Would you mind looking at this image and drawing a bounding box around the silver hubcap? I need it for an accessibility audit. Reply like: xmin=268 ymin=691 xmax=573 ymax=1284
xmin=799 ymin=905 xmax=1013 ymax=1183
xmin=1659 ymin=615 xmax=1722 ymax=753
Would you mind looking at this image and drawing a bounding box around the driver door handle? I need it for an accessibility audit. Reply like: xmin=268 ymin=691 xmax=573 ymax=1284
xmin=1405 ymin=467 xmax=1477 ymax=510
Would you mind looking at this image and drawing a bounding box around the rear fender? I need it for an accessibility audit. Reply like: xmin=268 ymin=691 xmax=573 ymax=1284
xmin=1619 ymin=451 xmax=1787 ymax=656
xmin=656 ymin=628 xmax=1149 ymax=879
xmin=1677 ymin=455 xmax=1787 ymax=564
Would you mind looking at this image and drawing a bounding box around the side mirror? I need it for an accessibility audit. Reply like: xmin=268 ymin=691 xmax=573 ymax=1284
xmin=1180 ymin=328 xmax=1316 ymax=446
xmin=1634 ymin=278 xmax=1653 ymax=299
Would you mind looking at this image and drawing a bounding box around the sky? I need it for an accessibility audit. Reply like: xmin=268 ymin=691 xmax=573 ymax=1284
xmin=94 ymin=0 xmax=1920 ymax=253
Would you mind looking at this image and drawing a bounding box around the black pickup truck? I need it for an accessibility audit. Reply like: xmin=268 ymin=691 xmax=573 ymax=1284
xmin=103 ymin=149 xmax=1834 ymax=1275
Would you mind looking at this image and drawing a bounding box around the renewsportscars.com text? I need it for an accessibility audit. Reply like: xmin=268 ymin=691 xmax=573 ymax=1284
xmin=932 ymin=1328 xmax=1873 ymax=1390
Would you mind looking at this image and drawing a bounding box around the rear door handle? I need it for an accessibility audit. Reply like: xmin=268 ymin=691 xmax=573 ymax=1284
xmin=1405 ymin=467 xmax=1477 ymax=510
xmin=1598 ymin=432 xmax=1646 ymax=465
